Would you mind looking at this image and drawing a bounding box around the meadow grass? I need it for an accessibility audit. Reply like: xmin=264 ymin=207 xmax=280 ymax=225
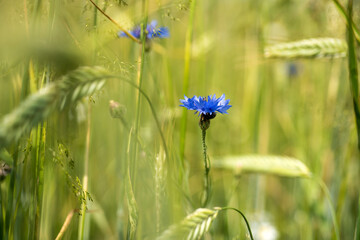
xmin=0 ymin=0 xmax=359 ymax=239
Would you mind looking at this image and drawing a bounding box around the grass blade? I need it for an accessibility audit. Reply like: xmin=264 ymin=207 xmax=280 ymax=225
xmin=179 ymin=0 xmax=197 ymax=167
xmin=331 ymin=0 xmax=360 ymax=44
xmin=355 ymin=195 xmax=360 ymax=240
xmin=126 ymin=129 xmax=138 ymax=239
xmin=346 ymin=0 xmax=360 ymax=150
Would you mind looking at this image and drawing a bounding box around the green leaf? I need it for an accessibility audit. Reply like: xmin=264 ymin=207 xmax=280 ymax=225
xmin=213 ymin=155 xmax=311 ymax=178
xmin=345 ymin=1 xmax=360 ymax=149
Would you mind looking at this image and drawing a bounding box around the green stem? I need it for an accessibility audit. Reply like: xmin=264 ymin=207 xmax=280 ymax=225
xmin=105 ymin=75 xmax=169 ymax=159
xmin=331 ymin=0 xmax=360 ymax=44
xmin=6 ymin=59 xmax=31 ymax=240
xmin=221 ymin=207 xmax=254 ymax=240
xmin=179 ymin=0 xmax=197 ymax=167
xmin=132 ymin=0 xmax=148 ymax=179
xmin=355 ymin=194 xmax=360 ymax=240
xmin=34 ymin=123 xmax=46 ymax=240
xmin=11 ymin=140 xmax=31 ymax=240
xmin=125 ymin=129 xmax=138 ymax=240
xmin=313 ymin=177 xmax=340 ymax=240
xmin=346 ymin=0 xmax=360 ymax=150
xmin=6 ymin=149 xmax=18 ymax=240
xmin=1 ymin=188 xmax=4 ymax=239
xmin=78 ymin=103 xmax=91 ymax=240
xmin=87 ymin=0 xmax=140 ymax=43
xmin=201 ymin=129 xmax=211 ymax=207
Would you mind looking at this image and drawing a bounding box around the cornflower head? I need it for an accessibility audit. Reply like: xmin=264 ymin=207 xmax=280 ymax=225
xmin=180 ymin=94 xmax=231 ymax=130
xmin=118 ymin=20 xmax=169 ymax=40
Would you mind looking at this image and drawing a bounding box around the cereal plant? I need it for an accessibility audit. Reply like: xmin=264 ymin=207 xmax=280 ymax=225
xmin=0 ymin=0 xmax=359 ymax=239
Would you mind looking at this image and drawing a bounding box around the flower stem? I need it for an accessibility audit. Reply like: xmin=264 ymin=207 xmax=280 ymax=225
xmin=87 ymin=0 xmax=140 ymax=43
xmin=78 ymin=102 xmax=91 ymax=240
xmin=314 ymin=177 xmax=340 ymax=240
xmin=201 ymin=129 xmax=211 ymax=207
xmin=221 ymin=207 xmax=254 ymax=240
xmin=131 ymin=0 xmax=149 ymax=187
xmin=179 ymin=0 xmax=197 ymax=168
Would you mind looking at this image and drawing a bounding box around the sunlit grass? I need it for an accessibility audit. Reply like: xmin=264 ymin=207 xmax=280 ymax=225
xmin=0 ymin=0 xmax=359 ymax=239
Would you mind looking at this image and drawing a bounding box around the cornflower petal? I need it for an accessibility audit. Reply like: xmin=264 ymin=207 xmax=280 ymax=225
xmin=118 ymin=20 xmax=169 ymax=40
xmin=179 ymin=94 xmax=232 ymax=116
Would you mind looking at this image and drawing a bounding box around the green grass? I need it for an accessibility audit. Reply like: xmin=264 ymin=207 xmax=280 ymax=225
xmin=0 ymin=0 xmax=360 ymax=239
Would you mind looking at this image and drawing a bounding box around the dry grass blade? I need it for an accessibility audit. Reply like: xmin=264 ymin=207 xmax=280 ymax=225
xmin=0 ymin=66 xmax=108 ymax=148
xmin=55 ymin=209 xmax=78 ymax=240
xmin=213 ymin=155 xmax=311 ymax=178
xmin=264 ymin=38 xmax=347 ymax=59
xmin=157 ymin=208 xmax=220 ymax=240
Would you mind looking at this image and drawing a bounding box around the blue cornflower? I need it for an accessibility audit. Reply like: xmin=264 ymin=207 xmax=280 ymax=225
xmin=180 ymin=94 xmax=231 ymax=130
xmin=118 ymin=20 xmax=169 ymax=40
xmin=180 ymin=94 xmax=232 ymax=117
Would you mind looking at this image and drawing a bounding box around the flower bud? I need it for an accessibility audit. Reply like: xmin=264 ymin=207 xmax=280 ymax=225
xmin=109 ymin=100 xmax=126 ymax=119
xmin=199 ymin=113 xmax=216 ymax=130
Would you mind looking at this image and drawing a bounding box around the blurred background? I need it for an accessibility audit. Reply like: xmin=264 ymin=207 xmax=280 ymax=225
xmin=0 ymin=0 xmax=359 ymax=239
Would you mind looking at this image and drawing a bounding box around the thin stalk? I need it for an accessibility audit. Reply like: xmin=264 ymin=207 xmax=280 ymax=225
xmin=201 ymin=129 xmax=211 ymax=207
xmin=345 ymin=2 xmax=360 ymax=239
xmin=7 ymin=60 xmax=31 ymax=239
xmin=56 ymin=209 xmax=77 ymax=240
xmin=331 ymin=0 xmax=360 ymax=44
xmin=179 ymin=0 xmax=197 ymax=166
xmin=155 ymin=0 xmax=174 ymax=106
xmin=78 ymin=102 xmax=91 ymax=240
xmin=132 ymin=0 xmax=149 ymax=182
xmin=11 ymin=140 xmax=32 ymax=239
xmin=134 ymin=0 xmax=149 ymax=138
xmin=34 ymin=123 xmax=46 ymax=240
xmin=87 ymin=0 xmax=140 ymax=43
xmin=32 ymin=124 xmax=41 ymax=240
xmin=1 ymin=189 xmax=4 ymax=239
xmin=105 ymin=75 xmax=169 ymax=159
xmin=33 ymin=58 xmax=48 ymax=240
xmin=346 ymin=0 xmax=360 ymax=150
xmin=111 ymin=109 xmax=149 ymax=157
xmin=6 ymin=148 xmax=18 ymax=240
xmin=221 ymin=207 xmax=254 ymax=240
xmin=355 ymin=194 xmax=360 ymax=240
xmin=125 ymin=128 xmax=138 ymax=240
xmin=313 ymin=177 xmax=340 ymax=240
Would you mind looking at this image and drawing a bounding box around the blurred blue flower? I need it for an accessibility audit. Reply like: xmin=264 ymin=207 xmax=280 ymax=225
xmin=180 ymin=94 xmax=232 ymax=117
xmin=118 ymin=20 xmax=169 ymax=39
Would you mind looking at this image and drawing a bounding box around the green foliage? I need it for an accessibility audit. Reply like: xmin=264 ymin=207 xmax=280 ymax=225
xmin=0 ymin=86 xmax=56 ymax=148
xmin=51 ymin=143 xmax=93 ymax=212
xmin=345 ymin=0 xmax=360 ymax=149
xmin=0 ymin=67 xmax=107 ymax=148
xmin=0 ymin=0 xmax=359 ymax=239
